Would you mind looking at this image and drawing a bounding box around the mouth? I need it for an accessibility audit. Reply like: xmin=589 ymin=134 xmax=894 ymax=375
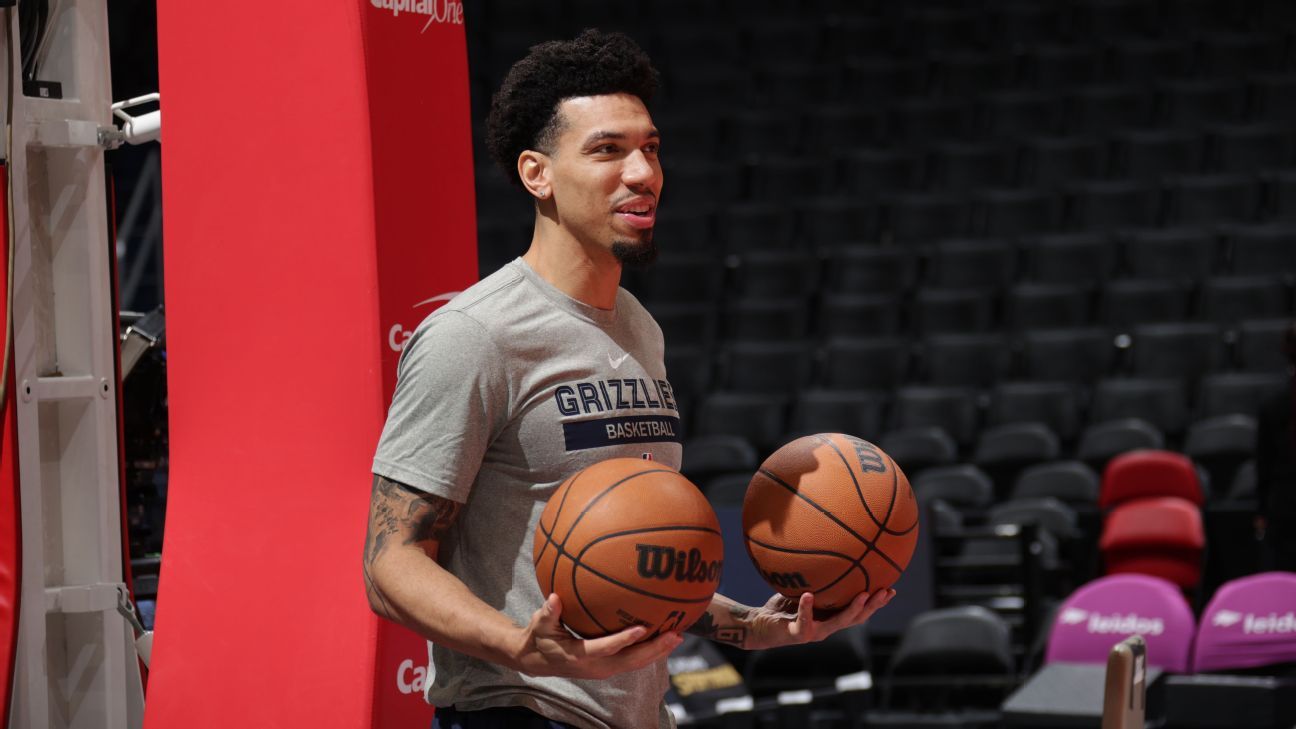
xmin=614 ymin=198 xmax=656 ymax=229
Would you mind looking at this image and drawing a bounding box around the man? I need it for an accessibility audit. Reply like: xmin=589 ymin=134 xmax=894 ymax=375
xmin=364 ymin=30 xmax=894 ymax=729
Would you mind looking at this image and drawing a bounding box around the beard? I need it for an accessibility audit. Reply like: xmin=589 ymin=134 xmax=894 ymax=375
xmin=611 ymin=231 xmax=658 ymax=268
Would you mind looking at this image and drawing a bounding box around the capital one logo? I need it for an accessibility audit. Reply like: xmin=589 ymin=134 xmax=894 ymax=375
xmin=388 ymin=292 xmax=460 ymax=352
xmin=370 ymin=0 xmax=464 ymax=33
xmin=396 ymin=658 xmax=428 ymax=695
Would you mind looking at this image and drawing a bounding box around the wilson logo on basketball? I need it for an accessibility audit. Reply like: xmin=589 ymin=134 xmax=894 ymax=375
xmin=758 ymin=568 xmax=809 ymax=590
xmin=635 ymin=544 xmax=722 ymax=583
xmin=849 ymin=437 xmax=888 ymax=474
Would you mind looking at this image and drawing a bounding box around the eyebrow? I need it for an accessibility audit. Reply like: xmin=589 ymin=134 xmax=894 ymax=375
xmin=582 ymin=128 xmax=661 ymax=147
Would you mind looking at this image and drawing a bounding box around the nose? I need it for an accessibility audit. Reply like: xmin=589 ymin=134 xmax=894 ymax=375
xmin=622 ymin=149 xmax=659 ymax=191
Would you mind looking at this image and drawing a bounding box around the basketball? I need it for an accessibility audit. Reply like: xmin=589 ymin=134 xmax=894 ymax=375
xmin=742 ymin=434 xmax=919 ymax=611
xmin=533 ymin=458 xmax=724 ymax=639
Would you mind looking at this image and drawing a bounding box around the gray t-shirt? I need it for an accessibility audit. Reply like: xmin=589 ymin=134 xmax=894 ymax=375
xmin=372 ymin=258 xmax=684 ymax=729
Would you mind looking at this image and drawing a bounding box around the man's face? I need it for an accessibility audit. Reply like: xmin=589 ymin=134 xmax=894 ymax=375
xmin=543 ymin=93 xmax=662 ymax=266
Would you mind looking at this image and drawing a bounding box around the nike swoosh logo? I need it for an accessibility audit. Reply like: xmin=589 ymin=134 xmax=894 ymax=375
xmin=608 ymin=352 xmax=630 ymax=369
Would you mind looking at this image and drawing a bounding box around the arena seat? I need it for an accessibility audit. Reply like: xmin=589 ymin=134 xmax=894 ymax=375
xmin=1065 ymin=179 xmax=1163 ymax=230
xmin=679 ymin=434 xmax=759 ymax=484
xmin=1228 ymin=223 xmax=1296 ymax=277
xmin=1098 ymin=278 xmax=1195 ymax=328
xmin=1107 ymin=38 xmax=1192 ymax=83
xmin=818 ymin=293 xmax=904 ymax=338
xmin=1199 ymin=275 xmax=1291 ymax=325
xmin=973 ymin=423 xmax=1061 ymax=498
xmin=972 ymin=188 xmax=1061 ymax=237
xmin=1012 ymin=461 xmax=1100 ymax=507
xmin=1099 ymin=449 xmax=1205 ymax=508
xmin=1248 ymin=72 xmax=1296 ymax=124
xmin=1100 ymin=496 xmax=1205 ymax=589
xmin=802 ymin=106 xmax=882 ymax=155
xmin=629 ymin=255 xmax=724 ymax=304
xmin=718 ymin=203 xmax=796 ymax=252
xmin=835 ymin=147 xmax=922 ymax=197
xmin=879 ymin=427 xmax=959 ymax=478
xmin=746 ymin=155 xmax=832 ymax=202
xmin=743 ymin=625 xmax=871 ymax=697
xmin=884 ymin=192 xmax=971 ymax=242
xmin=1164 ymin=173 xmax=1261 ymax=225
xmin=1017 ymin=134 xmax=1104 ymax=187
xmin=1128 ymin=322 xmax=1227 ymax=381
xmin=1076 ymin=418 xmax=1166 ymax=472
xmin=1193 ymin=571 xmax=1296 ymax=673
xmin=720 ymin=110 xmax=800 ymax=161
xmin=650 ymin=303 xmax=718 ymax=349
xmin=1210 ymin=122 xmax=1293 ymax=174
xmin=890 ymin=386 xmax=982 ymax=447
xmin=1064 ymin=83 xmax=1153 ymax=134
xmin=1236 ymin=318 xmax=1293 ymax=372
xmin=787 ymin=389 xmax=888 ymax=442
xmin=1195 ymin=371 xmax=1287 ymax=418
xmin=694 ymin=392 xmax=789 ymax=454
xmin=1121 ymin=227 xmax=1221 ymax=279
xmin=979 ymin=92 xmax=1064 ymax=142
xmin=887 ymin=98 xmax=972 ymax=146
xmin=1022 ymin=232 xmax=1118 ymax=285
xmin=911 ymin=286 xmax=997 ymax=334
xmin=795 ymin=198 xmax=878 ymax=245
xmin=716 ymin=341 xmax=814 ymax=393
xmin=987 ymin=380 xmax=1085 ymax=442
xmin=921 ymin=333 xmax=1013 ymax=388
xmin=826 ymin=246 xmax=918 ymax=296
xmin=721 ymin=297 xmax=809 ymax=342
xmin=820 ymin=337 xmax=910 ymax=390
xmin=1109 ymin=128 xmax=1204 ymax=180
xmin=879 ymin=605 xmax=1016 ymax=715
xmin=1043 ymin=574 xmax=1196 ymax=672
xmin=1004 ymin=282 xmax=1094 ymax=331
xmin=1020 ymin=327 xmax=1116 ymax=382
xmin=728 ymin=250 xmax=821 ymax=299
xmin=1156 ymin=78 xmax=1248 ymax=127
xmin=1184 ymin=415 xmax=1258 ymax=498
xmin=913 ymin=464 xmax=995 ymax=512
xmin=927 ymin=142 xmax=1017 ymax=192
xmin=1026 ymin=44 xmax=1102 ymax=88
xmin=1089 ymin=378 xmax=1191 ymax=437
xmin=925 ymin=238 xmax=1019 ymax=289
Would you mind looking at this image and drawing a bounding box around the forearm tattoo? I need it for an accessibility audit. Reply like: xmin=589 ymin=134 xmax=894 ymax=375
xmin=686 ymin=601 xmax=751 ymax=647
xmin=363 ymin=474 xmax=462 ymax=617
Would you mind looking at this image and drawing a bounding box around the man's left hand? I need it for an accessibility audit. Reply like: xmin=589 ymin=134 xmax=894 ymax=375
xmin=746 ymin=588 xmax=896 ymax=650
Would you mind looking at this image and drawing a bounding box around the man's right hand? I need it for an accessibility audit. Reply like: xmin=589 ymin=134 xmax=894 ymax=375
xmin=513 ymin=593 xmax=683 ymax=679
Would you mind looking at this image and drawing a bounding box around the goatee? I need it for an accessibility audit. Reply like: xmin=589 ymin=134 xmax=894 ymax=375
xmin=611 ymin=234 xmax=658 ymax=268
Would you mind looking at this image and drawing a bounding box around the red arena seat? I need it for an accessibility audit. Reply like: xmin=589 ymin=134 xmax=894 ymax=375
xmin=1099 ymin=449 xmax=1205 ymax=509
xmin=1100 ymin=497 xmax=1205 ymax=589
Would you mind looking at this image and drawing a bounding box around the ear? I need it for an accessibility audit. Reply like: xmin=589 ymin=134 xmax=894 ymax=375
xmin=517 ymin=150 xmax=551 ymax=202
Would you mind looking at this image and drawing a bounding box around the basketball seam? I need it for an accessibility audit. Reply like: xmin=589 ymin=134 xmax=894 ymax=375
xmin=817 ymin=434 xmax=887 ymax=530
xmin=556 ymin=467 xmax=698 ymax=635
xmin=756 ymin=468 xmax=907 ymax=575
xmin=746 ymin=535 xmax=873 ymax=600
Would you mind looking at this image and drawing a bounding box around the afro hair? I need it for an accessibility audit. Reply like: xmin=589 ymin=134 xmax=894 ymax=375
xmin=485 ymin=29 xmax=659 ymax=188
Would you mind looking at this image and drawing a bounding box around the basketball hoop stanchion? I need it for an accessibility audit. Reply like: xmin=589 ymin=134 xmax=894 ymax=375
xmin=149 ymin=2 xmax=476 ymax=727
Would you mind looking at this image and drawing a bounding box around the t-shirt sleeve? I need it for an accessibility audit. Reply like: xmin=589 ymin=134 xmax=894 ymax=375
xmin=371 ymin=309 xmax=508 ymax=503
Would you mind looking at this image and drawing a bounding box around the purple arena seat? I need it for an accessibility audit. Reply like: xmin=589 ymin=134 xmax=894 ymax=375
xmin=1045 ymin=574 xmax=1196 ymax=672
xmin=1193 ymin=571 xmax=1296 ymax=673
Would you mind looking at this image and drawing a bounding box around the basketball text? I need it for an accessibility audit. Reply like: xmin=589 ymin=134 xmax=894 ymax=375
xmin=849 ymin=437 xmax=888 ymax=474
xmin=635 ymin=544 xmax=722 ymax=583
xmin=759 ymin=568 xmax=810 ymax=590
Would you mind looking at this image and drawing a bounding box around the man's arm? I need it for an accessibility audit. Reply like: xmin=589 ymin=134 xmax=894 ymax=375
xmin=687 ymin=589 xmax=896 ymax=651
xmin=362 ymin=474 xmax=682 ymax=679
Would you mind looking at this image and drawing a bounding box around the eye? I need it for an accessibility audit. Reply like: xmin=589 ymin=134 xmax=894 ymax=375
xmin=644 ymin=142 xmax=660 ymax=155
xmin=595 ymin=144 xmax=620 ymax=154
